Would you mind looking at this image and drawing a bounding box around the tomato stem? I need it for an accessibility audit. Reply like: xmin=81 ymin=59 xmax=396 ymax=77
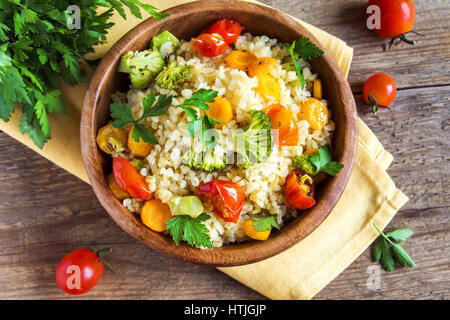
xmin=385 ymin=31 xmax=424 ymax=50
xmin=367 ymin=94 xmax=388 ymax=114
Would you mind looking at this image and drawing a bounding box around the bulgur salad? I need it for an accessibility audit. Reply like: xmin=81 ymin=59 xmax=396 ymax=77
xmin=96 ymin=19 xmax=344 ymax=248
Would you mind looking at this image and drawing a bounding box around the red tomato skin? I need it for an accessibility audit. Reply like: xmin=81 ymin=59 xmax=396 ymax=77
xmin=367 ymin=0 xmax=416 ymax=38
xmin=362 ymin=73 xmax=397 ymax=107
xmin=56 ymin=248 xmax=103 ymax=295
xmin=113 ymin=157 xmax=152 ymax=200
xmin=193 ymin=33 xmax=229 ymax=57
xmin=207 ymin=19 xmax=243 ymax=44
xmin=285 ymin=171 xmax=316 ymax=210
xmin=195 ymin=180 xmax=245 ymax=223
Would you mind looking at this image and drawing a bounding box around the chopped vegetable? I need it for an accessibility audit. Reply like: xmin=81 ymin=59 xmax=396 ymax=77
xmin=313 ymin=79 xmax=322 ymax=99
xmin=372 ymin=223 xmax=416 ymax=271
xmin=225 ymin=50 xmax=256 ymax=71
xmin=166 ymin=213 xmax=212 ymax=248
xmin=182 ymin=146 xmax=227 ymax=172
xmin=301 ymin=98 xmax=329 ymax=130
xmin=193 ymin=33 xmax=229 ymax=57
xmin=287 ymin=36 xmax=324 ymax=89
xmin=155 ymin=62 xmax=193 ymax=90
xmin=243 ymin=216 xmax=280 ymax=240
xmin=256 ymin=74 xmax=281 ymax=102
xmin=205 ymin=97 xmax=233 ymax=128
xmin=195 ymin=180 xmax=245 ymax=224
xmin=251 ymin=216 xmax=280 ymax=232
xmin=96 ymin=123 xmax=127 ymax=154
xmin=107 ymin=174 xmax=129 ymax=200
xmin=131 ymin=159 xmax=145 ymax=171
xmin=292 ymin=154 xmax=316 ymax=175
xmin=265 ymin=103 xmax=299 ymax=147
xmin=167 ymin=196 xmax=204 ymax=218
xmin=309 ymin=146 xmax=344 ymax=176
xmin=285 ymin=171 xmax=315 ymax=210
xmin=113 ymin=157 xmax=152 ymax=200
xmin=128 ymin=125 xmax=153 ymax=157
xmin=110 ymin=92 xmax=173 ymax=144
xmin=247 ymin=57 xmax=276 ymax=77
xmin=118 ymin=49 xmax=164 ymax=89
xmin=206 ymin=19 xmax=243 ymax=44
xmin=151 ymin=30 xmax=179 ymax=57
xmin=141 ymin=199 xmax=173 ymax=232
xmin=234 ymin=110 xmax=273 ymax=169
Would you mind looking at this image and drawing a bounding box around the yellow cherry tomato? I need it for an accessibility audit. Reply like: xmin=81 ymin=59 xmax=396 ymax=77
xmin=313 ymin=79 xmax=322 ymax=100
xmin=301 ymin=98 xmax=329 ymax=130
xmin=107 ymin=173 xmax=129 ymax=200
xmin=96 ymin=123 xmax=127 ymax=155
xmin=242 ymin=219 xmax=271 ymax=240
xmin=205 ymin=96 xmax=233 ymax=128
xmin=141 ymin=199 xmax=173 ymax=232
xmin=224 ymin=50 xmax=256 ymax=71
xmin=128 ymin=125 xmax=153 ymax=158
xmin=256 ymin=74 xmax=281 ymax=102
xmin=247 ymin=57 xmax=276 ymax=77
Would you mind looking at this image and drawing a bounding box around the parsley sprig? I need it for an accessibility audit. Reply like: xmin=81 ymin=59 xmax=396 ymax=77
xmin=372 ymin=223 xmax=416 ymax=272
xmin=111 ymin=92 xmax=173 ymax=144
xmin=293 ymin=146 xmax=344 ymax=176
xmin=287 ymin=36 xmax=324 ymax=90
xmin=0 ymin=0 xmax=169 ymax=148
xmin=166 ymin=213 xmax=212 ymax=248
xmin=177 ymin=89 xmax=224 ymax=148
xmin=251 ymin=216 xmax=280 ymax=232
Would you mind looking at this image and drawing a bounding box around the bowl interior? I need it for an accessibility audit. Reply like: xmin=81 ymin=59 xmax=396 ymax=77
xmin=81 ymin=0 xmax=358 ymax=266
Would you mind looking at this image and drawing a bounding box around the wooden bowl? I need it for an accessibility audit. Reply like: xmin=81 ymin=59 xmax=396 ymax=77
xmin=81 ymin=0 xmax=358 ymax=266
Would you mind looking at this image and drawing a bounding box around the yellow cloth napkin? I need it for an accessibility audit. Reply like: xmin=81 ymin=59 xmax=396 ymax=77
xmin=0 ymin=0 xmax=408 ymax=299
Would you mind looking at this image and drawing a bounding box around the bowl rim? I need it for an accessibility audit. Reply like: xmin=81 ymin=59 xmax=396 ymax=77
xmin=81 ymin=0 xmax=358 ymax=266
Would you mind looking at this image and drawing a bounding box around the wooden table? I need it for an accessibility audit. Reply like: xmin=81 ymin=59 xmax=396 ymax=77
xmin=0 ymin=0 xmax=448 ymax=299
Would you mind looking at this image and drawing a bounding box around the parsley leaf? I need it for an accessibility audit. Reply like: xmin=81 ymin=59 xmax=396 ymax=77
xmin=251 ymin=216 xmax=280 ymax=232
xmin=372 ymin=223 xmax=416 ymax=272
xmin=110 ymin=92 xmax=173 ymax=144
xmin=296 ymin=146 xmax=344 ymax=176
xmin=0 ymin=0 xmax=169 ymax=148
xmin=166 ymin=213 xmax=212 ymax=248
xmin=287 ymin=36 xmax=324 ymax=90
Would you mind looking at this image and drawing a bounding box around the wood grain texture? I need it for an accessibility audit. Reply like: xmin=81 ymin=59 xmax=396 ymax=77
xmin=0 ymin=0 xmax=449 ymax=299
xmin=80 ymin=0 xmax=358 ymax=266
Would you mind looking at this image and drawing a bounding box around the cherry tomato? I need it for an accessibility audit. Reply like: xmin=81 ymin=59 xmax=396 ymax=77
xmin=193 ymin=33 xmax=229 ymax=57
xmin=285 ymin=171 xmax=315 ymax=210
xmin=56 ymin=248 xmax=104 ymax=295
xmin=195 ymin=180 xmax=245 ymax=223
xmin=362 ymin=73 xmax=397 ymax=113
xmin=113 ymin=157 xmax=152 ymax=200
xmin=265 ymin=103 xmax=299 ymax=146
xmin=367 ymin=0 xmax=416 ymax=39
xmin=206 ymin=19 xmax=243 ymax=44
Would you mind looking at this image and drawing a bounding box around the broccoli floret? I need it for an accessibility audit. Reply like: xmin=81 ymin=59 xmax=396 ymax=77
xmin=155 ymin=62 xmax=193 ymax=90
xmin=292 ymin=154 xmax=316 ymax=175
xmin=118 ymin=49 xmax=164 ymax=89
xmin=234 ymin=110 xmax=273 ymax=169
xmin=182 ymin=146 xmax=227 ymax=172
xmin=151 ymin=31 xmax=179 ymax=57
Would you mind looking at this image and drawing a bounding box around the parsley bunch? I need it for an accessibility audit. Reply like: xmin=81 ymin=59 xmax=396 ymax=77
xmin=287 ymin=36 xmax=324 ymax=90
xmin=372 ymin=223 xmax=416 ymax=272
xmin=0 ymin=0 xmax=168 ymax=148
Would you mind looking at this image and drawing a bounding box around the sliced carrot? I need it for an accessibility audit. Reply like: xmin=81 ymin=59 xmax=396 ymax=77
xmin=141 ymin=199 xmax=173 ymax=232
xmin=256 ymin=74 xmax=281 ymax=102
xmin=247 ymin=57 xmax=276 ymax=77
xmin=302 ymin=98 xmax=329 ymax=130
xmin=224 ymin=50 xmax=256 ymax=71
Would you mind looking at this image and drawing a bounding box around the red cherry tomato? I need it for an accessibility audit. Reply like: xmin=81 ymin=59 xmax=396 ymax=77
xmin=367 ymin=0 xmax=416 ymax=39
xmin=195 ymin=180 xmax=245 ymax=223
xmin=285 ymin=171 xmax=316 ymax=210
xmin=193 ymin=33 xmax=229 ymax=57
xmin=265 ymin=103 xmax=299 ymax=146
xmin=206 ymin=19 xmax=243 ymax=44
xmin=56 ymin=248 xmax=104 ymax=295
xmin=113 ymin=157 xmax=152 ymax=200
xmin=362 ymin=73 xmax=397 ymax=113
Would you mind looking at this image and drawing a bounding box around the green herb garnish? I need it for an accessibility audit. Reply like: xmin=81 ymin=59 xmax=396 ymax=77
xmin=287 ymin=36 xmax=324 ymax=90
xmin=166 ymin=213 xmax=212 ymax=248
xmin=110 ymin=92 xmax=173 ymax=144
xmin=372 ymin=223 xmax=416 ymax=272
xmin=293 ymin=146 xmax=344 ymax=176
xmin=0 ymin=0 xmax=169 ymax=148
xmin=251 ymin=216 xmax=280 ymax=232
